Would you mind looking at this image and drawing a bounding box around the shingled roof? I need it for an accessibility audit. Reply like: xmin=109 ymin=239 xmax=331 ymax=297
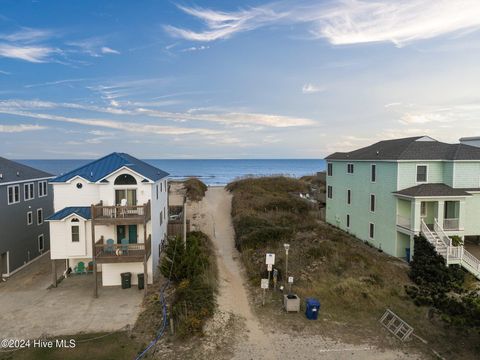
xmin=326 ymin=136 xmax=480 ymax=161
xmin=393 ymin=183 xmax=473 ymax=198
xmin=0 ymin=157 xmax=53 ymax=185
xmin=51 ymin=152 xmax=169 ymax=183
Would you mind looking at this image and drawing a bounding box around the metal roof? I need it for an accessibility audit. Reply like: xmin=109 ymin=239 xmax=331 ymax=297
xmin=46 ymin=207 xmax=92 ymax=221
xmin=393 ymin=184 xmax=472 ymax=198
xmin=50 ymin=152 xmax=169 ymax=183
xmin=326 ymin=136 xmax=480 ymax=161
xmin=0 ymin=157 xmax=53 ymax=185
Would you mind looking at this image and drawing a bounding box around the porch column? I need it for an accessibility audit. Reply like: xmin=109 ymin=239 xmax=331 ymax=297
xmin=51 ymin=260 xmax=57 ymax=287
xmin=459 ymin=200 xmax=466 ymax=231
xmin=411 ymin=199 xmax=422 ymax=234
xmin=91 ymin=206 xmax=98 ymax=298
xmin=143 ymin=218 xmax=148 ymax=295
xmin=437 ymin=200 xmax=445 ymax=227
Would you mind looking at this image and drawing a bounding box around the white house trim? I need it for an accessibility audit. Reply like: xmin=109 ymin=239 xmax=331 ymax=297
xmin=0 ymin=176 xmax=54 ymax=187
xmin=96 ymin=166 xmax=156 ymax=184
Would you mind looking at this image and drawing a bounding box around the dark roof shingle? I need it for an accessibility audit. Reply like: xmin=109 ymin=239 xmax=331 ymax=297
xmin=393 ymin=183 xmax=472 ymax=197
xmin=326 ymin=136 xmax=480 ymax=161
xmin=0 ymin=157 xmax=53 ymax=184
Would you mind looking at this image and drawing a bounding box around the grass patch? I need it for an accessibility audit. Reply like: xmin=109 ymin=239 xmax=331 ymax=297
xmin=184 ymin=178 xmax=208 ymax=202
xmin=160 ymin=231 xmax=217 ymax=337
xmin=227 ymin=176 xmax=480 ymax=358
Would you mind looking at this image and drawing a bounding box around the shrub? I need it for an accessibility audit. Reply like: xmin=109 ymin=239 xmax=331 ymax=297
xmin=184 ymin=178 xmax=208 ymax=202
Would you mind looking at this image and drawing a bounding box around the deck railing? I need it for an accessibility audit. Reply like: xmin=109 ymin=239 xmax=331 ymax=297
xmin=443 ymin=218 xmax=460 ymax=231
xmin=92 ymin=201 xmax=151 ymax=222
xmin=396 ymin=214 xmax=411 ymax=229
xmin=94 ymin=235 xmax=151 ymax=260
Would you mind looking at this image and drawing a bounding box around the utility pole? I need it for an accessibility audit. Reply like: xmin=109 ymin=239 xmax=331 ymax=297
xmin=183 ymin=195 xmax=187 ymax=249
xmin=284 ymin=243 xmax=290 ymax=287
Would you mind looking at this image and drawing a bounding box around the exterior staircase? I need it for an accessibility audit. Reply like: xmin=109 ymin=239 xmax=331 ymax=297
xmin=420 ymin=219 xmax=480 ymax=280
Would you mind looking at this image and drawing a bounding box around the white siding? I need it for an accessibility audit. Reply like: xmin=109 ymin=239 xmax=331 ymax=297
xmin=102 ymin=258 xmax=153 ymax=286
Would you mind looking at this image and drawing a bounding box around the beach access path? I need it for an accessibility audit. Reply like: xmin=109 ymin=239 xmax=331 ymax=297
xmin=184 ymin=186 xmax=419 ymax=360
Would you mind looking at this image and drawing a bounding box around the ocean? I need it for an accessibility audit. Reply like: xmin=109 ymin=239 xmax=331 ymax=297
xmin=18 ymin=159 xmax=326 ymax=186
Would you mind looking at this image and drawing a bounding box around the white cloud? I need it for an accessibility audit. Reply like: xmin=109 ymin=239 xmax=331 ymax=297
xmin=0 ymin=27 xmax=53 ymax=43
xmin=165 ymin=4 xmax=288 ymax=41
xmin=166 ymin=1 xmax=480 ymax=47
xmin=302 ymin=83 xmax=324 ymax=94
xmin=181 ymin=45 xmax=210 ymax=52
xmin=0 ymin=124 xmax=47 ymax=133
xmin=101 ymin=46 xmax=120 ymax=55
xmin=0 ymin=44 xmax=56 ymax=62
xmin=0 ymin=70 xmax=10 ymax=75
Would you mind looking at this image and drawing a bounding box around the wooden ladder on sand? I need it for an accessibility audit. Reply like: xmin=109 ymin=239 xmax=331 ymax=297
xmin=379 ymin=309 xmax=414 ymax=341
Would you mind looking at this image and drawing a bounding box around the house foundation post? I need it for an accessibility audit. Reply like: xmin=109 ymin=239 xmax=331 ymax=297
xmin=51 ymin=260 xmax=57 ymax=287
xmin=91 ymin=205 xmax=98 ymax=298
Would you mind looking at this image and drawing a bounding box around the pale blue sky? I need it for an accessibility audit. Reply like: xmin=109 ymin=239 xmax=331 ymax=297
xmin=1 ymin=0 xmax=480 ymax=159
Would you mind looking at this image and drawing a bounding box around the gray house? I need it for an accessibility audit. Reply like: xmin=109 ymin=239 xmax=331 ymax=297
xmin=0 ymin=157 xmax=54 ymax=277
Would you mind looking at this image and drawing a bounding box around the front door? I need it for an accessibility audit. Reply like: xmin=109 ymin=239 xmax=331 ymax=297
xmin=117 ymin=225 xmax=127 ymax=244
xmin=128 ymin=225 xmax=138 ymax=244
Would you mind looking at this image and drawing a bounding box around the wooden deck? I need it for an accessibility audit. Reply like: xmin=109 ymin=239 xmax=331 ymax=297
xmin=94 ymin=236 xmax=151 ymax=264
xmin=91 ymin=201 xmax=151 ymax=225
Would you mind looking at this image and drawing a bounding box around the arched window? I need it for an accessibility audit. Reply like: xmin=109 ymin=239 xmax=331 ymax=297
xmin=71 ymin=218 xmax=79 ymax=222
xmin=114 ymin=174 xmax=137 ymax=185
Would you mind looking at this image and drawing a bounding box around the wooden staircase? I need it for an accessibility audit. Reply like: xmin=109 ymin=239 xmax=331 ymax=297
xmin=421 ymin=219 xmax=480 ymax=280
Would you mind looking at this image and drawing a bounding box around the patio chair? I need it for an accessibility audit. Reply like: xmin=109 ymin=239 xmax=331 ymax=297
xmin=87 ymin=261 xmax=94 ymax=273
xmin=74 ymin=261 xmax=86 ymax=275
xmin=105 ymin=238 xmax=115 ymax=254
xmin=120 ymin=198 xmax=128 ymax=217
xmin=121 ymin=238 xmax=129 ymax=255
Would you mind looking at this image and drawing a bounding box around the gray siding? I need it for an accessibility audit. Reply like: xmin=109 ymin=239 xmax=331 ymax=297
xmin=0 ymin=180 xmax=53 ymax=274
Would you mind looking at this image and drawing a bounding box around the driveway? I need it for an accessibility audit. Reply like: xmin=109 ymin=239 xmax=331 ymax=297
xmin=0 ymin=253 xmax=143 ymax=339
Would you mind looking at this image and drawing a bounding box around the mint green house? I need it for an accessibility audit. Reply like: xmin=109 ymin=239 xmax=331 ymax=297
xmin=325 ymin=136 xmax=480 ymax=278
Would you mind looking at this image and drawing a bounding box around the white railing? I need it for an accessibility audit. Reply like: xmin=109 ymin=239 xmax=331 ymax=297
xmin=434 ymin=218 xmax=452 ymax=247
xmin=396 ymin=214 xmax=411 ymax=229
xmin=420 ymin=219 xmax=480 ymax=279
xmin=443 ymin=218 xmax=460 ymax=230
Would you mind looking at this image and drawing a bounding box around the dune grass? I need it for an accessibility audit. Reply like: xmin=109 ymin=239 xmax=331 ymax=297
xmin=227 ymin=176 xmax=480 ymax=359
xmin=184 ymin=178 xmax=208 ymax=202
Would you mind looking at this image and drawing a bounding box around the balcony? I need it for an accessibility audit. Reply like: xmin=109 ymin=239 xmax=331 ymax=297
xmin=396 ymin=214 xmax=412 ymax=230
xmin=94 ymin=235 xmax=151 ymax=264
xmin=91 ymin=201 xmax=151 ymax=225
xmin=443 ymin=218 xmax=460 ymax=231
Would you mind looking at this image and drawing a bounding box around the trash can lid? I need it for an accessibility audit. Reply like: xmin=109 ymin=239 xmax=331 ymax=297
xmin=306 ymin=298 xmax=320 ymax=306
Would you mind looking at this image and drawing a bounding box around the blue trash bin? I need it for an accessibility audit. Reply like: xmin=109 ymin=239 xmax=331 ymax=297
xmin=405 ymin=248 xmax=411 ymax=263
xmin=305 ymin=298 xmax=320 ymax=320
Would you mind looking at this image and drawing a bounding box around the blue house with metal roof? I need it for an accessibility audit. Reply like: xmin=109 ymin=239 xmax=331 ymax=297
xmin=47 ymin=153 xmax=169 ymax=296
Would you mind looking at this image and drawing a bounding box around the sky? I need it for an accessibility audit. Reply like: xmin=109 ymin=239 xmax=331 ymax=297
xmin=1 ymin=0 xmax=480 ymax=159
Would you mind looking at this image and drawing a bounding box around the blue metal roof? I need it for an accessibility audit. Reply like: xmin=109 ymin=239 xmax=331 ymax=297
xmin=50 ymin=152 xmax=169 ymax=183
xmin=46 ymin=207 xmax=92 ymax=221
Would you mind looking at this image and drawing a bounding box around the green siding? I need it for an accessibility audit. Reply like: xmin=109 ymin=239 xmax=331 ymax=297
xmin=465 ymin=194 xmax=480 ymax=235
xmin=443 ymin=162 xmax=454 ymax=187
xmin=454 ymin=163 xmax=480 ymax=188
xmin=326 ymin=161 xmax=399 ymax=256
xmin=397 ymin=162 xmax=444 ymax=189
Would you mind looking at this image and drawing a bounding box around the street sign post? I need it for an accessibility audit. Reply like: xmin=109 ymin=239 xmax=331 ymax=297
xmin=261 ymin=278 xmax=269 ymax=306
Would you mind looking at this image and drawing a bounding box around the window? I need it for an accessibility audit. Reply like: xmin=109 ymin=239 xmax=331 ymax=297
xmin=346 ymin=214 xmax=350 ymax=228
xmin=347 ymin=189 xmax=352 ymax=205
xmin=369 ymin=223 xmax=375 ymax=239
xmin=38 ymin=181 xmax=48 ymax=197
xmin=370 ymin=194 xmax=376 ymax=212
xmin=7 ymin=185 xmax=20 ymax=204
xmin=37 ymin=208 xmax=43 ymax=225
xmin=347 ymin=163 xmax=354 ymax=174
xmin=160 ymin=211 xmax=163 ymax=226
xmin=416 ymin=165 xmax=427 ymax=182
xmin=164 ymin=206 xmax=166 ymax=220
xmin=27 ymin=211 xmax=33 ymax=225
xmin=38 ymin=234 xmax=44 ymax=252
xmin=156 ymin=185 xmax=159 ymax=200
xmin=327 ymin=185 xmax=333 ymax=199
xmin=114 ymin=173 xmax=137 ymax=185
xmin=160 ymin=182 xmax=163 ymax=192
xmin=24 ymin=182 xmax=34 ymax=201
xmin=371 ymin=164 xmax=376 ymax=182
xmin=71 ymin=224 xmax=80 ymax=242
xmin=327 ymin=163 xmax=333 ymax=176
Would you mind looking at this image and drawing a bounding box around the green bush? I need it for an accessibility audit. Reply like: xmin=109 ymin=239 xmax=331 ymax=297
xmin=184 ymin=178 xmax=208 ymax=201
xmin=160 ymin=231 xmax=217 ymax=337
xmin=406 ymin=236 xmax=480 ymax=329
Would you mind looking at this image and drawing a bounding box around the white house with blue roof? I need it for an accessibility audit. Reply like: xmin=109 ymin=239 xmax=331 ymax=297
xmin=47 ymin=153 xmax=169 ymax=296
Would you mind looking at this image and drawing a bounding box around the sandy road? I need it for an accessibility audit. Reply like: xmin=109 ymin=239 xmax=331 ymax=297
xmin=196 ymin=187 xmax=276 ymax=359
xmin=185 ymin=186 xmax=421 ymax=360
